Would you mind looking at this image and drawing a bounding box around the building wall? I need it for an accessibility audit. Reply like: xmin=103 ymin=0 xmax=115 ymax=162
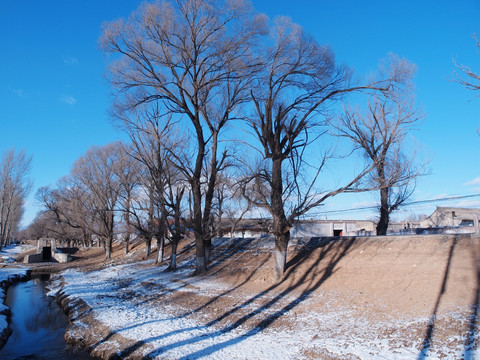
xmin=291 ymin=223 xmax=334 ymax=237
xmin=420 ymin=207 xmax=480 ymax=229
xmin=291 ymin=220 xmax=376 ymax=238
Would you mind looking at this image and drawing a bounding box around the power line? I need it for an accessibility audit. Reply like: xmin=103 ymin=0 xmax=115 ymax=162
xmin=310 ymin=193 xmax=480 ymax=216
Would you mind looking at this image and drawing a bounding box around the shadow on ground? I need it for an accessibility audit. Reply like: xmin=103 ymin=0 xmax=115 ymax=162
xmin=109 ymin=237 xmax=356 ymax=359
xmin=83 ymin=234 xmax=480 ymax=359
xmin=418 ymin=235 xmax=480 ymax=359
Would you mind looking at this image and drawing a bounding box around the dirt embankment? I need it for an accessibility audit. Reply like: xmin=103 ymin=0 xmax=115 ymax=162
xmin=282 ymin=234 xmax=479 ymax=317
xmin=18 ymin=234 xmax=480 ymax=359
xmin=56 ymin=290 xmax=148 ymax=359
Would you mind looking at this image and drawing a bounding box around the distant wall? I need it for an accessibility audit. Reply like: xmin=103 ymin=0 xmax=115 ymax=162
xmin=291 ymin=223 xmax=333 ymax=237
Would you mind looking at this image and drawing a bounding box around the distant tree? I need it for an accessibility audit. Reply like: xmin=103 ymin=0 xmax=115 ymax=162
xmin=72 ymin=143 xmax=124 ymax=259
xmin=241 ymin=17 xmax=414 ymax=280
xmin=22 ymin=211 xmax=56 ymax=240
xmin=100 ymin=0 xmax=266 ymax=274
xmin=117 ymin=106 xmax=187 ymax=267
xmin=126 ymin=179 xmax=156 ymax=259
xmin=213 ymin=173 xmax=252 ymax=238
xmin=163 ymin=161 xmax=186 ymax=270
xmin=115 ymin=144 xmax=141 ymax=255
xmin=455 ymin=34 xmax=480 ymax=92
xmin=335 ymin=91 xmax=425 ymax=235
xmin=37 ymin=177 xmax=95 ymax=248
xmin=0 ymin=149 xmax=32 ymax=248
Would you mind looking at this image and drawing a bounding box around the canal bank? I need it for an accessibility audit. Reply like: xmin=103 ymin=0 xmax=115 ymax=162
xmin=0 ymin=243 xmax=123 ymax=359
xmin=0 ymin=273 xmax=92 ymax=359
xmin=0 ymin=267 xmax=30 ymax=348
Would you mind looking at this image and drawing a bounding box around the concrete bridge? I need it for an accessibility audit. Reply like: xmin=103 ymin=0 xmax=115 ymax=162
xmin=24 ymin=238 xmax=75 ymax=264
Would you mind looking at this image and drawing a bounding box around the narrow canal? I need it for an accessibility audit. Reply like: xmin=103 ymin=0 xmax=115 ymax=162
xmin=0 ymin=274 xmax=92 ymax=359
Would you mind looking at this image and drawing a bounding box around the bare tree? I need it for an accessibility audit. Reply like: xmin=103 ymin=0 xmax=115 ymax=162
xmin=100 ymin=0 xmax=266 ymax=274
xmin=72 ymin=143 xmax=124 ymax=259
xmin=118 ymin=105 xmax=188 ymax=267
xmin=115 ymin=144 xmax=141 ymax=255
xmin=336 ymin=92 xmax=425 ymax=235
xmin=131 ymin=114 xmax=171 ymax=264
xmin=163 ymin=163 xmax=186 ymax=270
xmin=37 ymin=176 xmax=95 ymax=248
xmin=213 ymin=173 xmax=252 ymax=238
xmin=22 ymin=211 xmax=59 ymax=241
xmin=0 ymin=149 xmax=32 ymax=248
xmin=241 ymin=17 xmax=414 ymax=280
xmin=125 ymin=179 xmax=156 ymax=259
xmin=455 ymin=34 xmax=480 ymax=92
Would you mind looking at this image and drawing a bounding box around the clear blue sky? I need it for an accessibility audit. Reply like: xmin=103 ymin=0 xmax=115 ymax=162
xmin=1 ymin=0 xmax=479 ymax=226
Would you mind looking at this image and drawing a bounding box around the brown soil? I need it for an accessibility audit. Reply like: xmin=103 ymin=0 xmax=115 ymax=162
xmin=9 ymin=234 xmax=480 ymax=358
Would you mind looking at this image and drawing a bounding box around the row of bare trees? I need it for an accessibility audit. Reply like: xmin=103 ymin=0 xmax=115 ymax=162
xmin=0 ymin=149 xmax=32 ymax=249
xmin=34 ymin=138 xmax=188 ymax=270
xmin=97 ymin=0 xmax=424 ymax=279
xmin=27 ymin=0 xmax=425 ymax=281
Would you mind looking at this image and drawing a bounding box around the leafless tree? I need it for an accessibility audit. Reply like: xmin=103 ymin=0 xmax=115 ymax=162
xmin=125 ymin=179 xmax=156 ymax=259
xmin=37 ymin=177 xmax=95 ymax=248
xmin=0 ymin=149 xmax=32 ymax=248
xmin=131 ymin=114 xmax=171 ymax=264
xmin=114 ymin=144 xmax=141 ymax=255
xmin=72 ymin=143 xmax=124 ymax=259
xmin=455 ymin=34 xmax=480 ymax=92
xmin=213 ymin=173 xmax=252 ymax=238
xmin=22 ymin=211 xmax=57 ymax=240
xmin=336 ymin=92 xmax=425 ymax=235
xmin=100 ymin=0 xmax=266 ymax=273
xmin=163 ymin=164 xmax=186 ymax=270
xmin=117 ymin=105 xmax=187 ymax=267
xmin=241 ymin=17 xmax=414 ymax=280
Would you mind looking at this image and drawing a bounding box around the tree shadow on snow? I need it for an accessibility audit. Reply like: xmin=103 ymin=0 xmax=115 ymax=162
xmin=116 ymin=236 xmax=356 ymax=359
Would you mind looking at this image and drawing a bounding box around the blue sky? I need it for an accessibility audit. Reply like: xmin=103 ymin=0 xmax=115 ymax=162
xmin=1 ymin=0 xmax=479 ymax=226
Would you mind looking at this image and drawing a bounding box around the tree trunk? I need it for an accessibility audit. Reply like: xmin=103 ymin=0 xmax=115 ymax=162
xmin=204 ymin=239 xmax=212 ymax=264
xmin=156 ymin=236 xmax=164 ymax=265
xmin=145 ymin=236 xmax=152 ymax=258
xmin=169 ymin=241 xmax=178 ymax=270
xmin=124 ymin=193 xmax=131 ymax=256
xmin=273 ymin=231 xmax=289 ymax=281
xmin=105 ymin=235 xmax=113 ymax=260
xmin=83 ymin=231 xmax=89 ymax=248
xmin=192 ymin=176 xmax=207 ymax=274
xmin=376 ymin=187 xmax=390 ymax=235
xmin=271 ymin=156 xmax=291 ymax=280
xmin=124 ymin=234 xmax=130 ymax=256
xmin=194 ymin=237 xmax=207 ymax=274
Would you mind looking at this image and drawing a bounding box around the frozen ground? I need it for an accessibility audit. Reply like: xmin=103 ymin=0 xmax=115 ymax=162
xmin=0 ymin=245 xmax=30 ymax=339
xmin=0 ymin=243 xmax=35 ymax=263
xmin=48 ymin=245 xmax=480 ymax=360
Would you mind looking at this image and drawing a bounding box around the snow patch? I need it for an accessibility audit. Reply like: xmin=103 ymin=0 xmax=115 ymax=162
xmin=57 ymin=260 xmax=480 ymax=360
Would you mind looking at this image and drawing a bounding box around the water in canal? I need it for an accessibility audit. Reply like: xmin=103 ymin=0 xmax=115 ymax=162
xmin=0 ymin=274 xmax=92 ymax=359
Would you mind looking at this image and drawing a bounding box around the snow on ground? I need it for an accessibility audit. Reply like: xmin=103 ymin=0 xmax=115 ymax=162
xmin=0 ymin=243 xmax=34 ymax=263
xmin=0 ymin=254 xmax=30 ymax=338
xmin=49 ymin=258 xmax=480 ymax=360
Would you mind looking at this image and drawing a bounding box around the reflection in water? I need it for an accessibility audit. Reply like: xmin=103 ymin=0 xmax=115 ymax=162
xmin=0 ymin=275 xmax=91 ymax=360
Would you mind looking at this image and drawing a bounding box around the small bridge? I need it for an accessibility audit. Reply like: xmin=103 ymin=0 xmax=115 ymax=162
xmin=24 ymin=238 xmax=76 ymax=264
